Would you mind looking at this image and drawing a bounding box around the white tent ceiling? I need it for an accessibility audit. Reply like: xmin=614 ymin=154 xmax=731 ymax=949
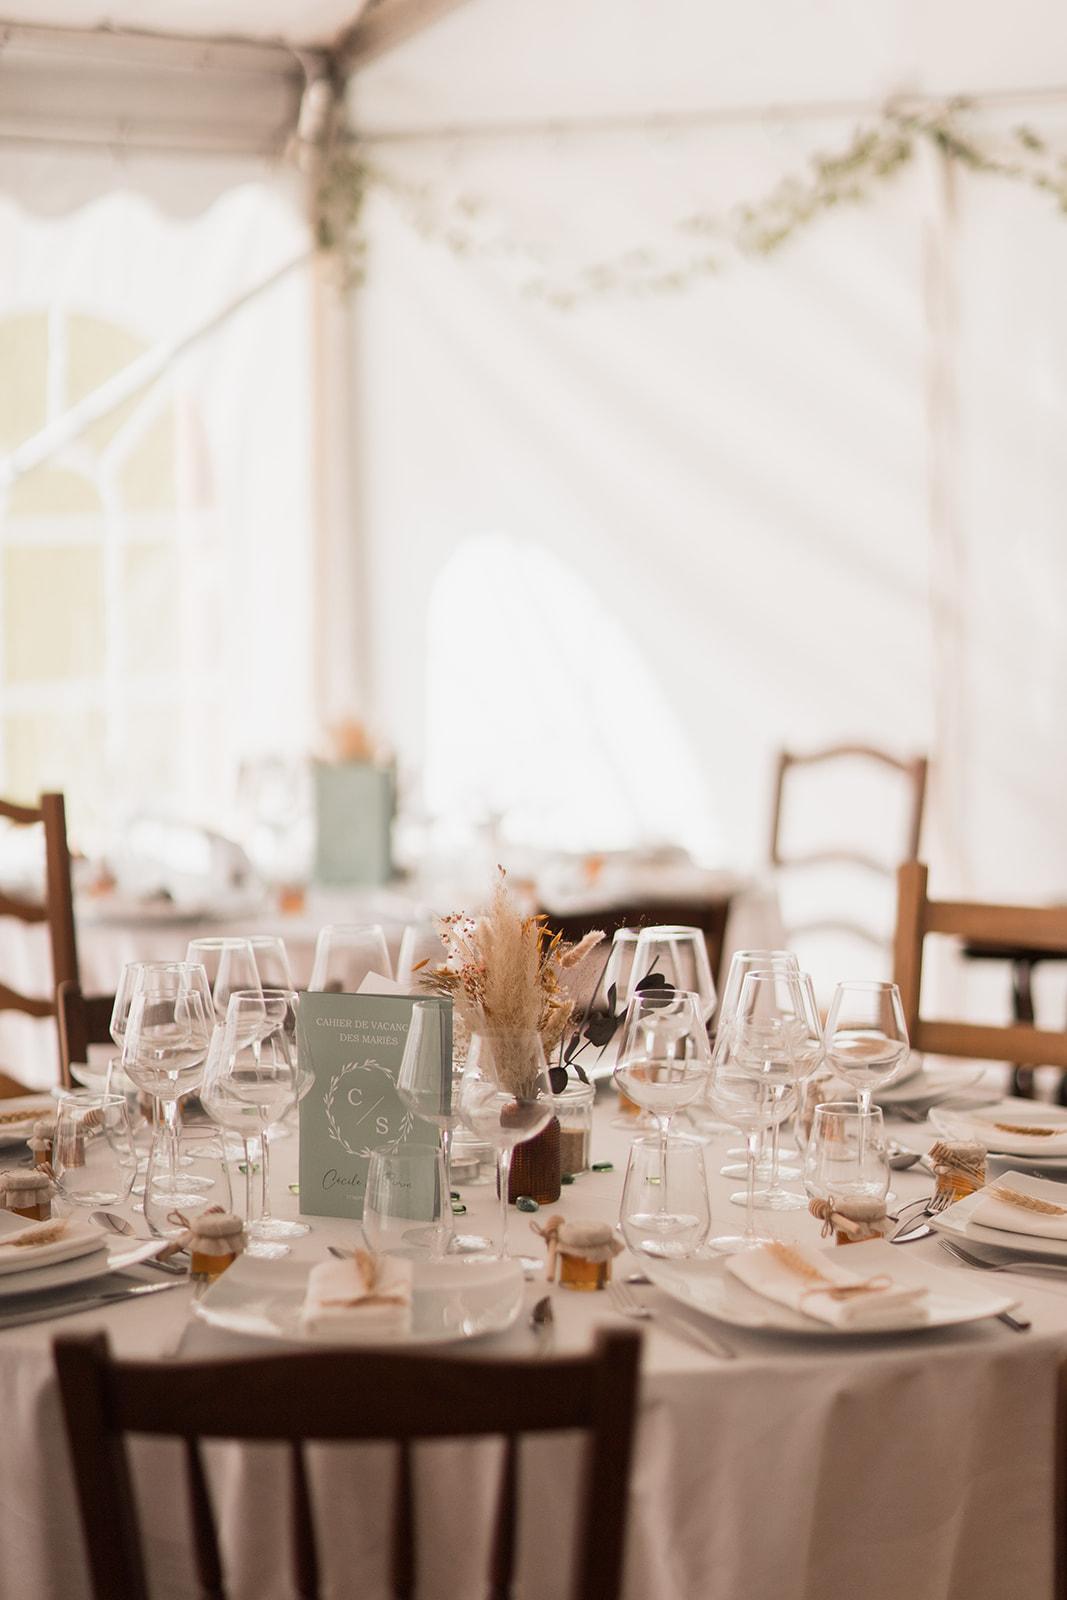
xmin=0 ymin=2 xmax=366 ymax=47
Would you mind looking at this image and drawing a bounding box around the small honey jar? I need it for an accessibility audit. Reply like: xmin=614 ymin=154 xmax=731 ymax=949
xmin=0 ymin=1169 xmax=53 ymax=1221
xmin=809 ymin=1196 xmax=889 ymax=1246
xmin=186 ymin=1211 xmax=246 ymax=1282
xmin=533 ymin=1214 xmax=623 ymax=1291
xmin=929 ymin=1140 xmax=986 ymax=1204
xmin=28 ymin=1118 xmax=55 ymax=1171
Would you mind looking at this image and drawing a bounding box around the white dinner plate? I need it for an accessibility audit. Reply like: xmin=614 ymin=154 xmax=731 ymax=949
xmin=0 ymin=1210 xmax=167 ymax=1297
xmin=929 ymin=1099 xmax=1067 ymax=1167
xmin=0 ymin=1094 xmax=55 ymax=1148
xmin=875 ymin=1063 xmax=989 ymax=1108
xmin=194 ymin=1254 xmax=526 ymax=1346
xmin=643 ymin=1238 xmax=1017 ymax=1336
xmin=930 ymin=1171 xmax=1067 ymax=1260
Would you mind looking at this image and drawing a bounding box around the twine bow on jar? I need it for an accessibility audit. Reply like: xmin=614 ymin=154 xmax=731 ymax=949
xmin=807 ymin=1196 xmax=889 ymax=1243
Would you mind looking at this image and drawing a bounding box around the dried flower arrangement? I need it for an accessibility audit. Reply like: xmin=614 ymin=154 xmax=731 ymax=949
xmin=417 ymin=872 xmax=604 ymax=1095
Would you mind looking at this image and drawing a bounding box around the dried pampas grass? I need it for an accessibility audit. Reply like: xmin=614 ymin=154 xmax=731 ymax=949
xmin=419 ymin=872 xmax=604 ymax=1093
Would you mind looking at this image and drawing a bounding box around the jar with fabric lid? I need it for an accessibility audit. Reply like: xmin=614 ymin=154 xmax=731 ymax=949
xmin=533 ymin=1214 xmax=624 ymax=1291
xmin=0 ymin=1169 xmax=53 ymax=1221
xmin=808 ymin=1195 xmax=888 ymax=1246
xmin=929 ymin=1140 xmax=986 ymax=1204
xmin=28 ymin=1118 xmax=56 ymax=1171
xmin=185 ymin=1211 xmax=246 ymax=1282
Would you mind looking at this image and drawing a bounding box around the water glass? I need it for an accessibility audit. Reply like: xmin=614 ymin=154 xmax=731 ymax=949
xmin=619 ymin=1134 xmax=710 ymax=1260
xmin=52 ymin=1092 xmax=137 ymax=1208
xmin=803 ymin=1103 xmax=890 ymax=1206
xmin=143 ymin=1131 xmax=234 ymax=1239
xmin=364 ymin=1147 xmax=452 ymax=1259
xmin=309 ymin=924 xmax=392 ymax=992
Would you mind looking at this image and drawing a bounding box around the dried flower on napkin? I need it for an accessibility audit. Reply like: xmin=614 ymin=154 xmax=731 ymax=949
xmin=0 ymin=1218 xmax=69 ymax=1248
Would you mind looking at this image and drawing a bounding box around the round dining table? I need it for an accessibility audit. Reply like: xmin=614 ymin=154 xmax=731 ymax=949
xmin=0 ymin=1090 xmax=1060 ymax=1600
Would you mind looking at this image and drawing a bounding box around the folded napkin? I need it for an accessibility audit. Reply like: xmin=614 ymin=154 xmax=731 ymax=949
xmin=300 ymin=1250 xmax=413 ymax=1340
xmin=0 ymin=1218 xmax=107 ymax=1275
xmin=971 ymin=1178 xmax=1067 ymax=1240
xmin=727 ymin=1241 xmax=930 ymax=1330
xmin=963 ymin=1106 xmax=1067 ymax=1156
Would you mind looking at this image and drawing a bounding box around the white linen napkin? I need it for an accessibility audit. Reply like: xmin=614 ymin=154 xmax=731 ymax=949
xmin=727 ymin=1240 xmax=930 ymax=1330
xmin=0 ymin=1218 xmax=107 ymax=1275
xmin=300 ymin=1251 xmax=414 ymax=1340
xmin=970 ymin=1177 xmax=1067 ymax=1240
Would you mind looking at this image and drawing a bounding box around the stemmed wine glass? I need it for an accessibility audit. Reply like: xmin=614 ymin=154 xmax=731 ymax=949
xmin=201 ymin=992 xmax=299 ymax=1259
xmin=397 ymin=1000 xmax=491 ymax=1253
xmin=120 ymin=969 xmax=213 ymax=1222
xmin=185 ymin=937 xmax=263 ymax=1019
xmin=308 ymin=924 xmax=392 ymax=992
xmin=734 ymin=970 xmax=823 ymax=1213
xmin=701 ymin=968 xmax=813 ymax=1252
xmin=614 ymin=989 xmax=712 ymax=1184
xmin=235 ymin=987 xmax=310 ymax=1242
xmin=458 ymin=1030 xmax=553 ymax=1267
xmin=630 ymin=926 xmax=717 ymax=1022
xmin=824 ymin=980 xmax=910 ymax=1117
xmin=246 ymin=936 xmax=295 ymax=990
xmin=711 ymin=950 xmax=799 ymax=1179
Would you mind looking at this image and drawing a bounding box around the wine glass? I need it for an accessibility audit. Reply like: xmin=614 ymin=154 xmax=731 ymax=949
xmin=613 ymin=989 xmax=711 ymax=1183
xmin=397 ymin=1000 xmax=490 ymax=1252
xmin=120 ymin=972 xmax=213 ymax=1216
xmin=701 ymin=969 xmax=809 ymax=1252
xmin=185 ymin=937 xmax=262 ymax=1020
xmin=803 ymin=1102 xmax=890 ymax=1207
xmin=738 ymin=969 xmax=823 ymax=1213
xmin=458 ymin=1030 xmax=553 ymax=1266
xmin=395 ymin=922 xmax=446 ymax=990
xmin=712 ymin=950 xmax=799 ymax=1178
xmin=200 ymin=1019 xmax=274 ymax=1252
xmin=619 ymin=1133 xmax=710 ymax=1260
xmin=824 ymin=980 xmax=910 ymax=1117
xmin=225 ymin=990 xmax=302 ymax=1255
xmin=308 ymin=924 xmax=392 ymax=993
xmin=630 ymin=926 xmax=717 ymax=1022
xmin=364 ymin=1148 xmax=452 ymax=1259
xmin=52 ymin=1091 xmax=137 ymax=1208
xmin=247 ymin=936 xmax=294 ymax=989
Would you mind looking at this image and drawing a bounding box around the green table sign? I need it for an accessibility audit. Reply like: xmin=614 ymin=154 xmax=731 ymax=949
xmin=297 ymin=993 xmax=450 ymax=1219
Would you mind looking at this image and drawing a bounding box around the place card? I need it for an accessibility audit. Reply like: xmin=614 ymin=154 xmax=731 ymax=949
xmin=297 ymin=993 xmax=450 ymax=1219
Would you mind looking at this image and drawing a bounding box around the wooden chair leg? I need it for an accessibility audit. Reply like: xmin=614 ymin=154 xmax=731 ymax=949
xmin=1011 ymin=958 xmax=1037 ymax=1099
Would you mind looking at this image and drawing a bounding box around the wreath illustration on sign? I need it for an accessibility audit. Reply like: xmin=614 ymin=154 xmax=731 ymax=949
xmin=323 ymin=1059 xmax=415 ymax=1159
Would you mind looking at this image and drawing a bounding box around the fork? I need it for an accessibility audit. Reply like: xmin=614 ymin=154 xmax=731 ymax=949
xmin=608 ymin=1280 xmax=736 ymax=1359
xmin=888 ymin=1187 xmax=954 ymax=1242
xmin=938 ymin=1238 xmax=1067 ymax=1279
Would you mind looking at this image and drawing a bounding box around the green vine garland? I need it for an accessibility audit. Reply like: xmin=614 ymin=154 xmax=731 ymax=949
xmin=315 ymin=100 xmax=1067 ymax=305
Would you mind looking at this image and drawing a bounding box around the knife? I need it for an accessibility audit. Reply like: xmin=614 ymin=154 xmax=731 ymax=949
xmin=0 ymin=1278 xmax=184 ymax=1332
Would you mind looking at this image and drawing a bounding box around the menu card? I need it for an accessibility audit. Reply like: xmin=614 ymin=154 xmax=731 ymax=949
xmin=297 ymin=993 xmax=451 ymax=1219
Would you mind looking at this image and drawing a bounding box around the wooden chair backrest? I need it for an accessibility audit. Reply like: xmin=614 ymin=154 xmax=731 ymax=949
xmin=893 ymin=861 xmax=1067 ymax=1068
xmin=54 ymin=1327 xmax=642 ymax=1600
xmin=56 ymin=980 xmax=116 ymax=1091
xmin=769 ymin=745 xmax=928 ymax=874
xmin=0 ymin=793 xmax=78 ymax=1079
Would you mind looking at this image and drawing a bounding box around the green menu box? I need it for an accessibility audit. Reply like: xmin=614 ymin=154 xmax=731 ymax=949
xmin=297 ymin=993 xmax=451 ymax=1219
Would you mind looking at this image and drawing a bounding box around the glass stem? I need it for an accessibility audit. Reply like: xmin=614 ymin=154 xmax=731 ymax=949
xmin=162 ymin=1098 xmax=181 ymax=1190
xmin=745 ymin=1129 xmax=760 ymax=1240
xmin=441 ymin=1124 xmax=453 ymax=1193
xmin=657 ymin=1114 xmax=671 ymax=1211
xmin=259 ymin=1120 xmax=273 ymax=1222
xmin=242 ymin=1137 xmax=255 ymax=1222
xmin=497 ymin=1148 xmax=513 ymax=1259
xmin=770 ymin=1114 xmax=782 ymax=1195
xmin=858 ymin=1089 xmax=871 ymax=1164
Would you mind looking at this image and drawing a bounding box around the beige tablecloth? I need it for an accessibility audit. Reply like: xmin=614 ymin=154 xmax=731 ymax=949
xmin=0 ymin=1097 xmax=1060 ymax=1600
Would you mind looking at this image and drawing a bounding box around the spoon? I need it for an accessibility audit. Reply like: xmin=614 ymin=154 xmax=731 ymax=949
xmin=887 ymin=1142 xmax=922 ymax=1171
xmin=530 ymin=1295 xmax=554 ymax=1355
xmin=90 ymin=1211 xmax=188 ymax=1274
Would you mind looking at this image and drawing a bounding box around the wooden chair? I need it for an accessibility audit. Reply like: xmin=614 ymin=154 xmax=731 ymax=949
xmin=54 ymin=1326 xmax=642 ymax=1600
xmin=893 ymin=860 xmax=1067 ymax=1068
xmin=769 ymin=744 xmax=928 ymax=952
xmin=56 ymin=979 xmax=116 ymax=1090
xmin=0 ymin=792 xmax=79 ymax=1092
